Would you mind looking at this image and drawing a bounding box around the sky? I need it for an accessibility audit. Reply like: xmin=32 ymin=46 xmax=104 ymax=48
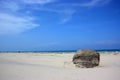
xmin=0 ymin=0 xmax=120 ymax=51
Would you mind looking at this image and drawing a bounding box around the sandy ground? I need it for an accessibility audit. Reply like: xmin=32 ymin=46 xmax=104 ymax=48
xmin=0 ymin=52 xmax=120 ymax=80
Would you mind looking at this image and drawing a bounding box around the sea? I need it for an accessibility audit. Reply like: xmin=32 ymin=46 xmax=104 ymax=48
xmin=0 ymin=49 xmax=120 ymax=54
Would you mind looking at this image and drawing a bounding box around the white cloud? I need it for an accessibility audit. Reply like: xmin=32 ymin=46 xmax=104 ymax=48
xmin=23 ymin=0 xmax=55 ymax=4
xmin=0 ymin=0 xmax=20 ymax=12
xmin=60 ymin=9 xmax=75 ymax=23
xmin=0 ymin=0 xmax=112 ymax=35
xmin=0 ymin=0 xmax=40 ymax=35
xmin=80 ymin=0 xmax=111 ymax=7
xmin=58 ymin=0 xmax=111 ymax=7
xmin=0 ymin=13 xmax=38 ymax=35
xmin=34 ymin=6 xmax=75 ymax=23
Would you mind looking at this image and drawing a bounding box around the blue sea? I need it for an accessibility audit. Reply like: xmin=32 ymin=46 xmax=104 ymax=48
xmin=0 ymin=49 xmax=120 ymax=53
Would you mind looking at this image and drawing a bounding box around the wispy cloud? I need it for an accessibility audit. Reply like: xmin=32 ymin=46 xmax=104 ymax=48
xmin=58 ymin=0 xmax=111 ymax=7
xmin=80 ymin=0 xmax=111 ymax=7
xmin=0 ymin=0 xmax=55 ymax=35
xmin=32 ymin=0 xmax=112 ymax=23
xmin=59 ymin=9 xmax=75 ymax=23
xmin=0 ymin=0 xmax=39 ymax=35
xmin=0 ymin=0 xmax=112 ymax=35
xmin=23 ymin=0 xmax=55 ymax=4
xmin=0 ymin=0 xmax=20 ymax=12
xmin=0 ymin=13 xmax=38 ymax=35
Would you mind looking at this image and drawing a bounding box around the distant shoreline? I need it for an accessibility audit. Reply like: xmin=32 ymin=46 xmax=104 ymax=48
xmin=0 ymin=49 xmax=120 ymax=53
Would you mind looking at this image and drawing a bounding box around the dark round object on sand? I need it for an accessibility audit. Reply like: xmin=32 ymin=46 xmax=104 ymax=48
xmin=73 ymin=49 xmax=100 ymax=68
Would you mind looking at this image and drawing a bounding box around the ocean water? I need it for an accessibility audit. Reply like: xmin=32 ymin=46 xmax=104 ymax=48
xmin=96 ymin=49 xmax=120 ymax=52
xmin=0 ymin=49 xmax=120 ymax=54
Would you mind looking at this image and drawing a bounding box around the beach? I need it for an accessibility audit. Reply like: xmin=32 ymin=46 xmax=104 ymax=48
xmin=0 ymin=52 xmax=120 ymax=80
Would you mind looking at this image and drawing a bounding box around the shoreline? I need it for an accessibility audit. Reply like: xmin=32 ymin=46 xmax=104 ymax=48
xmin=0 ymin=49 xmax=120 ymax=53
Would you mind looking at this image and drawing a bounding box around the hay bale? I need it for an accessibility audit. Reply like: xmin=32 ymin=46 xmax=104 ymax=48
xmin=73 ymin=49 xmax=100 ymax=68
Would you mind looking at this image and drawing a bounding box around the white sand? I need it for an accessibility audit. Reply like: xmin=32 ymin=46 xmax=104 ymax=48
xmin=0 ymin=52 xmax=120 ymax=80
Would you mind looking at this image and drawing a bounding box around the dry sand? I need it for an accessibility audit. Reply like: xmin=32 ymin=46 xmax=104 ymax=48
xmin=0 ymin=52 xmax=120 ymax=80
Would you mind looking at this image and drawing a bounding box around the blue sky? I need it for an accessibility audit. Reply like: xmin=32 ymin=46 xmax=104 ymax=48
xmin=0 ymin=0 xmax=120 ymax=51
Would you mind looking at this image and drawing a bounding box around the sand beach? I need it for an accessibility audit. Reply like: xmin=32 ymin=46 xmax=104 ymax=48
xmin=0 ymin=52 xmax=120 ymax=80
